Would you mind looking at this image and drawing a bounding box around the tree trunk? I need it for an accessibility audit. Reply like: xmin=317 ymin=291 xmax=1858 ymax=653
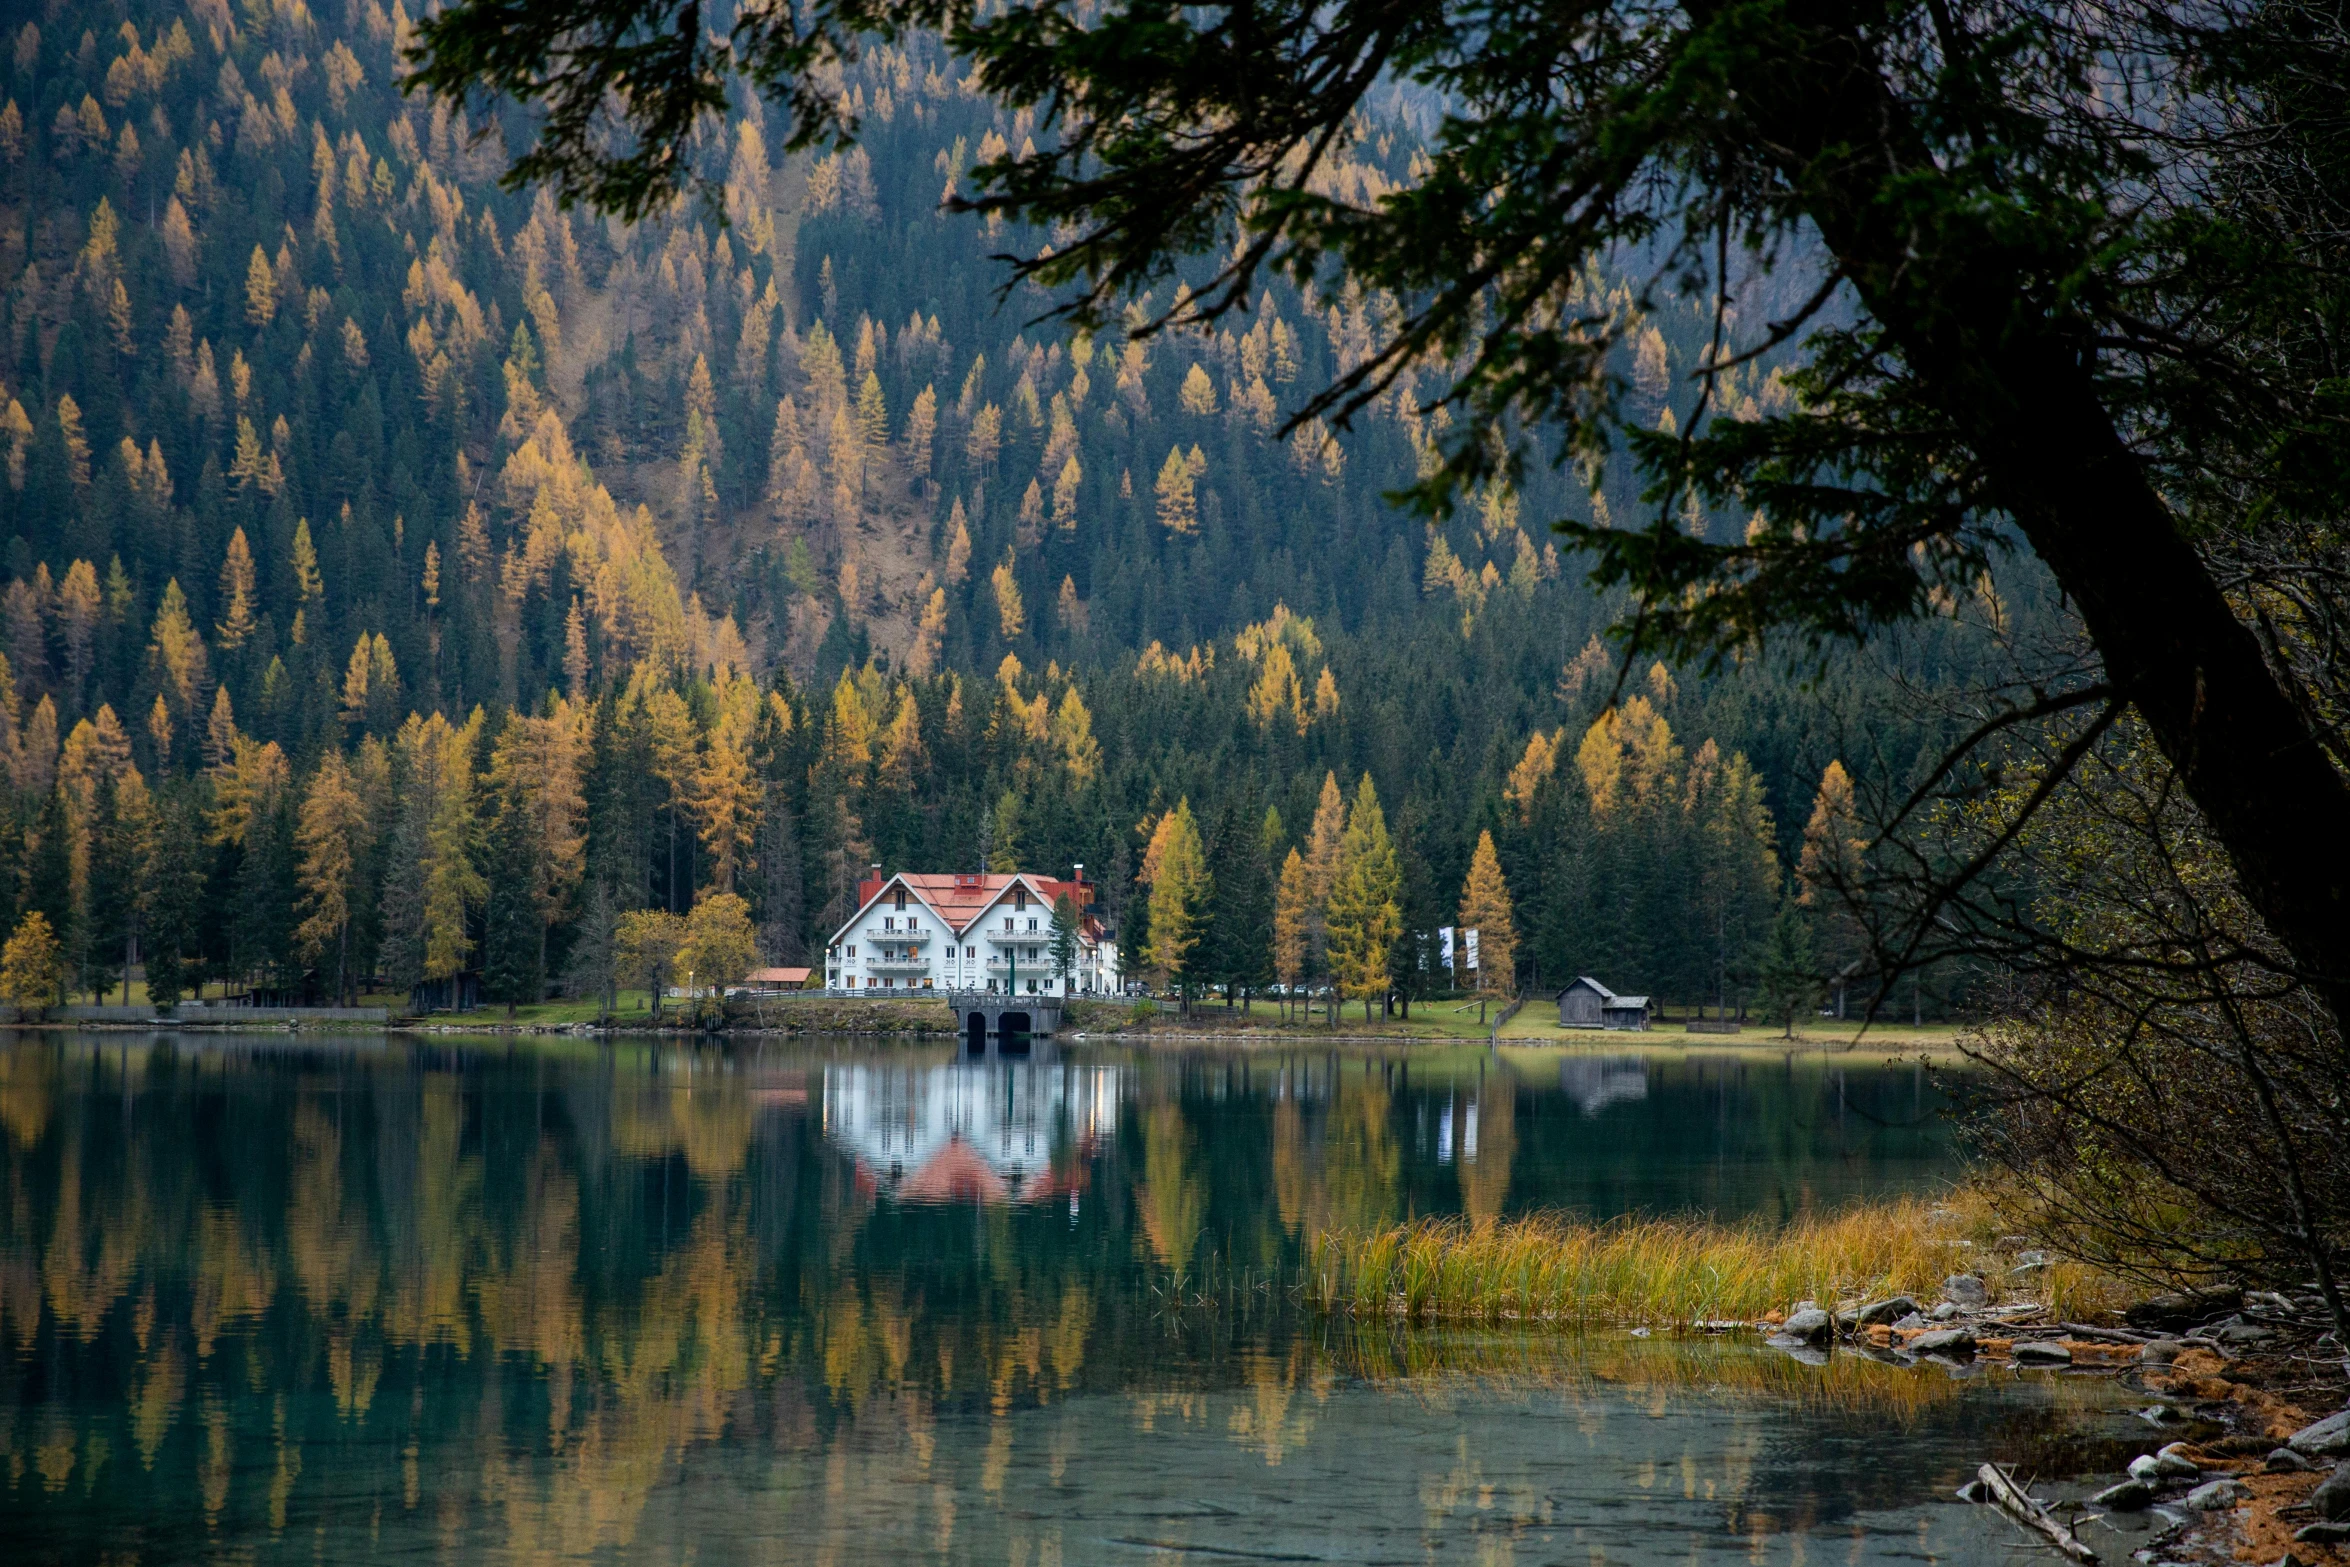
xmin=1726 ymin=0 xmax=2350 ymax=1022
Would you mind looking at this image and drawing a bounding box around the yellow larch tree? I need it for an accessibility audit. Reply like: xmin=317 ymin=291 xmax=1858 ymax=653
xmin=1273 ymin=846 xmax=1311 ymax=1016
xmin=1302 ymin=771 xmax=1346 ymax=909
xmin=1504 ymin=730 xmax=1559 ymax=823
xmin=1154 ymin=445 xmax=1198 ymax=534
xmin=244 ymin=245 xmax=276 ymax=325
xmin=1456 ymin=830 xmax=1517 ymax=994
xmin=693 ymin=670 xmax=763 ymax=895
xmin=214 ymin=527 xmax=257 ymax=650
xmin=1051 ymin=687 xmax=1100 ymax=787
xmin=146 ymin=579 xmax=209 ymax=719
xmin=1325 ymin=776 xmax=1402 ymax=1014
xmin=1143 ymin=798 xmax=1209 ymax=990
xmin=1244 ymin=642 xmax=1305 ymax=734
xmin=490 ymin=698 xmax=592 ymax=925
xmin=294 ymin=749 xmax=372 ymax=1000
xmin=991 ymin=561 xmax=1026 ymax=639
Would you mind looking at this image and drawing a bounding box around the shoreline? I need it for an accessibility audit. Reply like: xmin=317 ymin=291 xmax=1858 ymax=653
xmin=1 ymin=1015 xmax=1977 ymax=1057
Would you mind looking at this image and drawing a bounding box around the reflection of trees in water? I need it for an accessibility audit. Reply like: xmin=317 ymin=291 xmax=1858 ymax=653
xmin=0 ymin=1038 xmax=1962 ymax=1560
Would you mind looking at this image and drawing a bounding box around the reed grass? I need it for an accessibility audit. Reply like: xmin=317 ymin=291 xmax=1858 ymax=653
xmin=1306 ymin=1192 xmax=2126 ymax=1328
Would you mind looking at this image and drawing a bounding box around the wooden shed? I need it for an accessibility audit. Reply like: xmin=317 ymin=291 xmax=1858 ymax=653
xmin=1557 ymin=977 xmax=1651 ymax=1031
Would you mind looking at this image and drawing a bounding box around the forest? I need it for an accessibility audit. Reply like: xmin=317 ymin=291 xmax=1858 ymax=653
xmin=0 ymin=0 xmax=2016 ymax=1013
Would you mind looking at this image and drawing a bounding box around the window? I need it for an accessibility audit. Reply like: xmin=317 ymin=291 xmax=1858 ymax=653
xmin=846 ymin=945 xmax=856 ymax=959
xmin=1028 ymin=917 xmax=1038 ymax=932
xmin=894 ymin=888 xmax=907 ymax=911
xmin=884 ymin=916 xmax=894 ymax=932
xmin=1015 ymin=886 xmax=1028 ymax=911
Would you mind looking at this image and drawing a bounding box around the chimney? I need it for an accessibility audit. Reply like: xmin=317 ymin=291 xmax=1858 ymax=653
xmin=1073 ymin=863 xmax=1087 ymax=905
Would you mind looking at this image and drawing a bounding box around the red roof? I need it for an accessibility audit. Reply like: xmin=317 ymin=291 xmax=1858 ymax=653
xmin=851 ymin=872 xmax=1093 ymax=936
xmin=896 ymin=1138 xmax=1010 ymax=1203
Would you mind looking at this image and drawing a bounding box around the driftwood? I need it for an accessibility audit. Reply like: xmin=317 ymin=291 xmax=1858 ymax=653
xmin=2060 ymin=1323 xmax=2155 ymax=1344
xmin=1977 ymin=1463 xmax=2100 ymax=1564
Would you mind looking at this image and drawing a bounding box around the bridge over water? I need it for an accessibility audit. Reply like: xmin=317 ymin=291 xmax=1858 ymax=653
xmin=945 ymin=991 xmax=1065 ymax=1053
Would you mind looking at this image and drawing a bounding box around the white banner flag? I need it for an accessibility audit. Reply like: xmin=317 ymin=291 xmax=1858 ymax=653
xmin=1464 ymin=928 xmax=1481 ymax=970
xmin=1439 ymin=927 xmax=1455 ymax=971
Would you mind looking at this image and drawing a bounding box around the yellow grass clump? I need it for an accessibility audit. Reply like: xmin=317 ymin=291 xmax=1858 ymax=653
xmin=1307 ymin=1192 xmax=2125 ymax=1328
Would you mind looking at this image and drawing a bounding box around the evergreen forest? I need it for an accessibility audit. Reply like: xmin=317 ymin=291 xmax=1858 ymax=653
xmin=0 ymin=0 xmax=2019 ymax=1012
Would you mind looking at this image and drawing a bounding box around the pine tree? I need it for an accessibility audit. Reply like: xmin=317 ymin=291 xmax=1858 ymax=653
xmin=142 ymin=793 xmax=205 ymax=1008
xmin=1049 ymin=892 xmax=1081 ymax=991
xmin=563 ymin=880 xmax=622 ymax=1016
xmin=83 ymin=773 xmax=140 ymax=1001
xmin=232 ymin=784 xmax=298 ymax=994
xmin=481 ymin=780 xmax=545 ymax=1013
xmin=1754 ymin=895 xmax=1822 ymax=1039
xmin=1201 ymin=796 xmax=1274 ymax=1006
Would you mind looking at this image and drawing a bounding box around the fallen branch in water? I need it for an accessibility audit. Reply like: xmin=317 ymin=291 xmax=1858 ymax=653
xmin=1975 ymin=1462 xmax=2099 ymax=1564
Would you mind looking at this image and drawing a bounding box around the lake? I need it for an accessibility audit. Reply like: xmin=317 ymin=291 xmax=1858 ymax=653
xmin=0 ymin=1031 xmax=2141 ymax=1565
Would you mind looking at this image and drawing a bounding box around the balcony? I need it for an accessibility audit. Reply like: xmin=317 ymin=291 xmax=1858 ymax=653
xmin=865 ymin=924 xmax=934 ymax=943
xmin=983 ymin=926 xmax=1047 ymax=945
xmin=865 ymin=957 xmax=934 ymax=975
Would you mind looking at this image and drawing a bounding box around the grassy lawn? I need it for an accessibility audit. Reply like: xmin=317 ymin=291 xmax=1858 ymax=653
xmin=1092 ymin=997 xmax=1977 ymax=1053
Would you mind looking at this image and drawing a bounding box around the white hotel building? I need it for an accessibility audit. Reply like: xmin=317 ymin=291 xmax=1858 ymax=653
xmin=822 ymin=871 xmax=1122 ymax=996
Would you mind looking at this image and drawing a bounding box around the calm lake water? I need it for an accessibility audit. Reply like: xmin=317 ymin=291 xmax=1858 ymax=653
xmin=0 ymin=1032 xmax=2140 ymax=1566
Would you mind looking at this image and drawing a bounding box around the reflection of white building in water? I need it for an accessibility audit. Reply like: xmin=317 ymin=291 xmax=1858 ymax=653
xmin=823 ymin=1061 xmax=1121 ymax=1204
xmin=1559 ymin=1056 xmax=1650 ymax=1117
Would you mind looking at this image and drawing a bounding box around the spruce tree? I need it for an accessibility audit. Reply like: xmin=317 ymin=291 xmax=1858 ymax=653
xmin=1754 ymin=897 xmax=1823 ymax=1040
xmin=83 ymin=775 xmax=137 ymax=1002
xmin=141 ymin=795 xmax=205 ymax=1009
xmin=481 ymin=786 xmax=545 ymax=1013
